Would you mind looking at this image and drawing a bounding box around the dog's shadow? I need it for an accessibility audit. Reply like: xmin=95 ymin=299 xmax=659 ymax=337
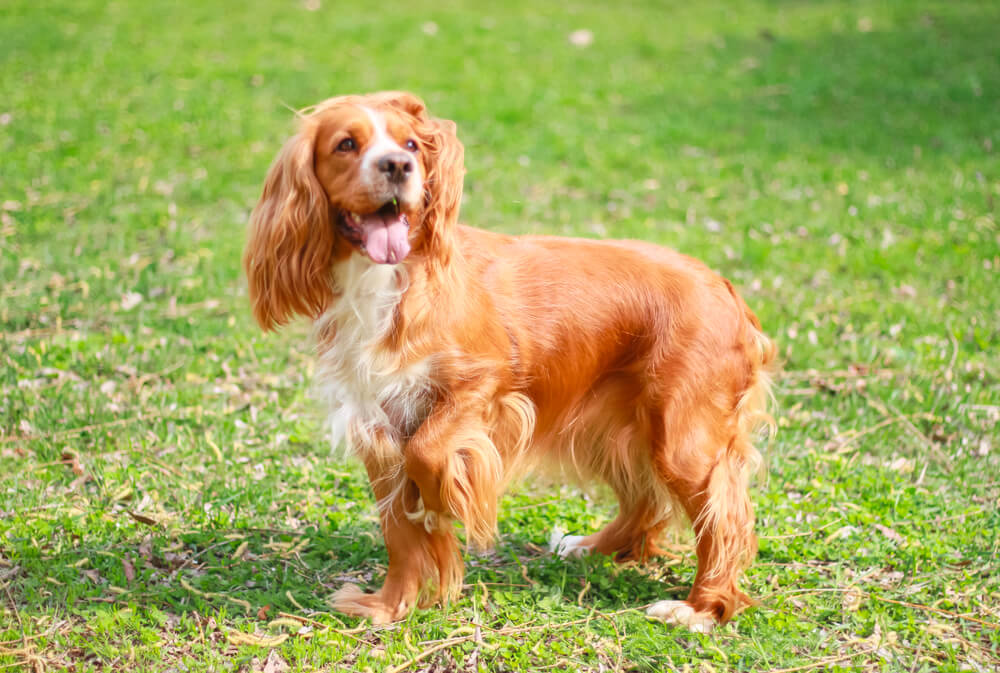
xmin=52 ymin=520 xmax=688 ymax=622
xmin=19 ymin=483 xmax=691 ymax=627
xmin=470 ymin=539 xmax=690 ymax=614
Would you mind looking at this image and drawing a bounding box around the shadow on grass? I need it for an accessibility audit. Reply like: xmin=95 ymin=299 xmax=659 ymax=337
xmin=8 ymin=520 xmax=688 ymax=626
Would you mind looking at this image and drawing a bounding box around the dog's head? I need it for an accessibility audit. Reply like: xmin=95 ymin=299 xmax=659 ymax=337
xmin=244 ymin=92 xmax=464 ymax=330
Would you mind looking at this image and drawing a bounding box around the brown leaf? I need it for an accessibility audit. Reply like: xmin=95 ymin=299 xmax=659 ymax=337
xmin=262 ymin=649 xmax=290 ymax=673
xmin=162 ymin=551 xmax=188 ymax=569
xmin=841 ymin=587 xmax=864 ymax=611
xmin=68 ymin=474 xmax=90 ymax=491
xmin=122 ymin=556 xmax=136 ymax=583
xmin=61 ymin=450 xmax=85 ymax=476
xmin=257 ymin=604 xmax=271 ymax=620
xmin=874 ymin=523 xmax=904 ymax=544
xmin=128 ymin=510 xmax=160 ymax=527
xmin=138 ymin=534 xmax=153 ymax=561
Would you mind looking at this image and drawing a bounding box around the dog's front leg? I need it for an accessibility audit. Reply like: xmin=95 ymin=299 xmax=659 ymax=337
xmin=404 ymin=397 xmax=505 ymax=551
xmin=332 ymin=450 xmax=462 ymax=624
xmin=333 ymin=397 xmax=504 ymax=623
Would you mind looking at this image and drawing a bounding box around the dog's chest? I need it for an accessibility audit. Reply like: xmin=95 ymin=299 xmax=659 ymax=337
xmin=314 ymin=258 xmax=432 ymax=449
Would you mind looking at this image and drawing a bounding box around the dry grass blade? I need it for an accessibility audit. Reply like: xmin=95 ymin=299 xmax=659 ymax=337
xmin=225 ymin=630 xmax=288 ymax=647
xmin=2 ymin=417 xmax=140 ymax=444
xmin=179 ymin=578 xmax=251 ymax=612
xmin=868 ymin=595 xmax=1000 ymax=630
xmin=387 ymin=607 xmax=646 ymax=673
xmin=385 ymin=633 xmax=476 ymax=673
xmin=766 ymin=645 xmax=878 ymax=673
xmin=1 ymin=583 xmax=41 ymax=673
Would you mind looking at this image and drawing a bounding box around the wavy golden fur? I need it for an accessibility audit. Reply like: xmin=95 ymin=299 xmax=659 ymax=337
xmin=244 ymin=91 xmax=776 ymax=628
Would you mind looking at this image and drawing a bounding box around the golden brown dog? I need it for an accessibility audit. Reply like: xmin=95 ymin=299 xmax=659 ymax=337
xmin=244 ymin=91 xmax=775 ymax=631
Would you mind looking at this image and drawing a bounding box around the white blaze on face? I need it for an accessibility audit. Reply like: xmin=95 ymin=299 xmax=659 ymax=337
xmin=339 ymin=106 xmax=420 ymax=265
xmin=360 ymin=106 xmax=405 ymax=191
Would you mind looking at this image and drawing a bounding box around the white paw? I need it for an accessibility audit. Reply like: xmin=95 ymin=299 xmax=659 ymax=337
xmin=548 ymin=528 xmax=592 ymax=558
xmin=647 ymin=600 xmax=715 ymax=633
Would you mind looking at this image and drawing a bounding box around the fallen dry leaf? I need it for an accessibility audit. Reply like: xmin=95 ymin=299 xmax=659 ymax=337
xmin=120 ymin=292 xmax=143 ymax=311
xmin=138 ymin=534 xmax=153 ymax=560
xmin=842 ymin=587 xmax=864 ymax=611
xmin=128 ymin=510 xmax=161 ymax=527
xmin=61 ymin=450 xmax=85 ymax=476
xmin=122 ymin=556 xmax=135 ymax=583
xmin=874 ymin=523 xmax=904 ymax=544
xmin=227 ymin=630 xmax=288 ymax=648
xmin=262 ymin=649 xmax=290 ymax=673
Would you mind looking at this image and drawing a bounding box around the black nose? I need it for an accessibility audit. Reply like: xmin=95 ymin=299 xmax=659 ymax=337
xmin=377 ymin=152 xmax=415 ymax=183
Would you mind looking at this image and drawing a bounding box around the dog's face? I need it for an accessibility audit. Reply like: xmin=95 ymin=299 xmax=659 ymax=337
xmin=244 ymin=91 xmax=464 ymax=329
xmin=312 ymin=101 xmax=427 ymax=264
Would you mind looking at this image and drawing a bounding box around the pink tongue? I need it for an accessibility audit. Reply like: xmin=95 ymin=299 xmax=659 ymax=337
xmin=359 ymin=213 xmax=411 ymax=264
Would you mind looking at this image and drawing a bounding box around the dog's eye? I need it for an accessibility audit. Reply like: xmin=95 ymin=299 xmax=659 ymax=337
xmin=404 ymin=139 xmax=419 ymax=152
xmin=336 ymin=137 xmax=357 ymax=153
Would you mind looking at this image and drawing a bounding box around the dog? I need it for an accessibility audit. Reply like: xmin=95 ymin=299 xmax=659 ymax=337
xmin=244 ymin=91 xmax=775 ymax=631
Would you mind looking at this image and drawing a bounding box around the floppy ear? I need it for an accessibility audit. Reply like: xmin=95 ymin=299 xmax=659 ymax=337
xmin=420 ymin=115 xmax=464 ymax=244
xmin=409 ymin=103 xmax=464 ymax=263
xmin=243 ymin=125 xmax=336 ymax=330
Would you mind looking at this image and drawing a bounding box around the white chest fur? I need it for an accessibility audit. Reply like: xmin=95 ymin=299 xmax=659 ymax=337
xmin=313 ymin=256 xmax=432 ymax=452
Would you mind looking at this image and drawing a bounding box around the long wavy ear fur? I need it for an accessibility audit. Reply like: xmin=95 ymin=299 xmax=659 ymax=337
xmin=243 ymin=124 xmax=335 ymax=330
xmin=420 ymin=116 xmax=464 ymax=263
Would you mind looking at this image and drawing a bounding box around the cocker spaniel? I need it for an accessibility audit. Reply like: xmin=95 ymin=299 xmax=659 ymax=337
xmin=244 ymin=91 xmax=775 ymax=631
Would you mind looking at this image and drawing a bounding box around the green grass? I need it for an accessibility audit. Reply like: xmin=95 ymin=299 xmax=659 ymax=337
xmin=2 ymin=0 xmax=999 ymax=670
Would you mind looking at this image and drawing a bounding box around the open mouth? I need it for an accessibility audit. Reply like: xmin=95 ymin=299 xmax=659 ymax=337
xmin=337 ymin=200 xmax=411 ymax=265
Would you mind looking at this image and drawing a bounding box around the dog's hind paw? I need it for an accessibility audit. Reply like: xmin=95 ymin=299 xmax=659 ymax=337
xmin=646 ymin=600 xmax=716 ymax=633
xmin=549 ymin=528 xmax=593 ymax=558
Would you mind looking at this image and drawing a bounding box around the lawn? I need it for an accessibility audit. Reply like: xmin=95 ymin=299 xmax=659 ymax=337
xmin=2 ymin=0 xmax=998 ymax=671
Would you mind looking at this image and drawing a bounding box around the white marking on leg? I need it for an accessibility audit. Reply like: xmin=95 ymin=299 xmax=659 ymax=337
xmin=646 ymin=600 xmax=716 ymax=633
xmin=422 ymin=509 xmax=438 ymax=533
xmin=403 ymin=494 xmax=451 ymax=534
xmin=405 ymin=494 xmax=428 ymax=524
xmin=549 ymin=528 xmax=593 ymax=558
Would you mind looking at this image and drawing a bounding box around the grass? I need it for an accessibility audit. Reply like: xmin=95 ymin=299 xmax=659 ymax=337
xmin=2 ymin=0 xmax=998 ymax=670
